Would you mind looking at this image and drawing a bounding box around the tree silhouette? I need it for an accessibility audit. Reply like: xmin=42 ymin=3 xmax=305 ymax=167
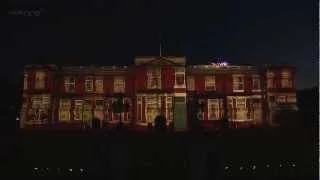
xmin=111 ymin=94 xmax=131 ymax=131
xmin=273 ymin=108 xmax=299 ymax=128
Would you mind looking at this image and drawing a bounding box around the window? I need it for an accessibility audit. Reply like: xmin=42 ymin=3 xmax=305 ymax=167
xmin=23 ymin=73 xmax=28 ymax=90
xmin=42 ymin=95 xmax=50 ymax=108
xmin=114 ymin=76 xmax=125 ymax=93
xmin=95 ymin=99 xmax=104 ymax=110
xmin=95 ymin=78 xmax=104 ymax=93
xmin=146 ymin=96 xmax=161 ymax=124
xmin=208 ymin=99 xmax=220 ymax=120
xmin=287 ymin=95 xmax=296 ymax=103
xmin=267 ymin=71 xmax=274 ymax=89
xmin=147 ymin=68 xmax=161 ymax=89
xmin=277 ymin=96 xmax=286 ymax=103
xmin=111 ymin=98 xmax=119 ymax=121
xmin=35 ymin=71 xmax=45 ymax=89
xmin=59 ymin=99 xmax=71 ymax=109
xmin=31 ymin=96 xmax=42 ymax=109
xmin=85 ymin=76 xmax=93 ymax=92
xmin=175 ymin=74 xmax=185 ymax=86
xmin=205 ymin=76 xmax=216 ymax=91
xmin=59 ymin=110 xmax=70 ymax=121
xmin=281 ymin=70 xmax=292 ymax=88
xmin=233 ymin=75 xmax=244 ymax=92
xmin=59 ymin=99 xmax=71 ymax=121
xmin=74 ymin=100 xmax=83 ymax=120
xmin=187 ymin=76 xmax=195 ymax=91
xmin=83 ymin=100 xmax=92 ymax=121
xmin=235 ymin=98 xmax=247 ymax=121
xmin=269 ymin=96 xmax=275 ymax=102
xmin=252 ymin=75 xmax=261 ymax=91
xmin=166 ymin=96 xmax=173 ymax=123
xmin=137 ymin=97 xmax=143 ymax=123
xmin=174 ymin=68 xmax=185 ymax=88
xmin=123 ymin=98 xmax=132 ymax=122
xmin=64 ymin=77 xmax=76 ymax=92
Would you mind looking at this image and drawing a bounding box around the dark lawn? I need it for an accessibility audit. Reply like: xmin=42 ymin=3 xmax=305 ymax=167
xmin=0 ymin=127 xmax=316 ymax=179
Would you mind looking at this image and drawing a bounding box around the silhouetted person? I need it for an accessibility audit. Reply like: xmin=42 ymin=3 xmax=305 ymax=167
xmin=116 ymin=121 xmax=123 ymax=132
xmin=154 ymin=115 xmax=167 ymax=133
xmin=221 ymin=115 xmax=229 ymax=130
xmin=92 ymin=117 xmax=101 ymax=129
xmin=147 ymin=122 xmax=153 ymax=132
xmin=168 ymin=122 xmax=174 ymax=132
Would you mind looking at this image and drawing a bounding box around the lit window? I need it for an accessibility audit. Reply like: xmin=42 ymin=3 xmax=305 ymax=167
xmin=137 ymin=97 xmax=143 ymax=123
xmin=208 ymin=99 xmax=220 ymax=120
xmin=31 ymin=96 xmax=42 ymax=109
xmin=85 ymin=76 xmax=93 ymax=92
xmin=166 ymin=96 xmax=173 ymax=123
xmin=95 ymin=78 xmax=104 ymax=93
xmin=114 ymin=76 xmax=125 ymax=93
xmin=174 ymin=68 xmax=185 ymax=88
xmin=147 ymin=68 xmax=161 ymax=89
xmin=233 ymin=75 xmax=244 ymax=92
xmin=95 ymin=99 xmax=104 ymax=110
xmin=287 ymin=96 xmax=296 ymax=103
xmin=145 ymin=96 xmax=161 ymax=124
xmin=205 ymin=76 xmax=216 ymax=91
xmin=277 ymin=96 xmax=286 ymax=103
xmin=35 ymin=71 xmax=45 ymax=89
xmin=74 ymin=100 xmax=83 ymax=120
xmin=64 ymin=77 xmax=76 ymax=92
xmin=83 ymin=100 xmax=92 ymax=122
xmin=267 ymin=71 xmax=275 ymax=89
xmin=59 ymin=99 xmax=71 ymax=121
xmin=281 ymin=70 xmax=292 ymax=88
xmin=187 ymin=76 xmax=195 ymax=91
xmin=252 ymin=75 xmax=261 ymax=91
xmin=235 ymin=98 xmax=247 ymax=121
xmin=42 ymin=95 xmax=50 ymax=108
xmin=175 ymin=74 xmax=185 ymax=86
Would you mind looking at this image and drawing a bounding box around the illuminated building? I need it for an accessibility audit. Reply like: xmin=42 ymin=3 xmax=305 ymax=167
xmin=19 ymin=56 xmax=297 ymax=131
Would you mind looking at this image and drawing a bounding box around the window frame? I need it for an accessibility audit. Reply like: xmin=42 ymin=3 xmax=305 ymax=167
xmin=252 ymin=74 xmax=261 ymax=92
xmin=187 ymin=76 xmax=195 ymax=91
xmin=232 ymin=75 xmax=245 ymax=92
xmin=114 ymin=76 xmax=125 ymax=93
xmin=205 ymin=76 xmax=216 ymax=91
xmin=35 ymin=71 xmax=46 ymax=89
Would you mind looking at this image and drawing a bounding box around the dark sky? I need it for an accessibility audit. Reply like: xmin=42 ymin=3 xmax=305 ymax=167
xmin=2 ymin=0 xmax=318 ymax=89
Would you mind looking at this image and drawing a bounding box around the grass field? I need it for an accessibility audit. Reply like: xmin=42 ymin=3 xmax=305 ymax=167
xmin=0 ymin=127 xmax=316 ymax=179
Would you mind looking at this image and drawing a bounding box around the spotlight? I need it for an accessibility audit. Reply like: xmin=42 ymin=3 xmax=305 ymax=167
xmin=252 ymin=165 xmax=256 ymax=170
xmin=80 ymin=168 xmax=84 ymax=172
xmin=266 ymin=164 xmax=270 ymax=168
xmin=224 ymin=166 xmax=229 ymax=170
xmin=239 ymin=166 xmax=243 ymax=171
xmin=69 ymin=168 xmax=73 ymax=172
xmin=292 ymin=164 xmax=296 ymax=167
xmin=279 ymin=164 xmax=282 ymax=168
xmin=34 ymin=168 xmax=38 ymax=170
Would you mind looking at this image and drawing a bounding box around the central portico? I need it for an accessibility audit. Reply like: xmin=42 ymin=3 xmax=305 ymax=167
xmin=134 ymin=56 xmax=188 ymax=131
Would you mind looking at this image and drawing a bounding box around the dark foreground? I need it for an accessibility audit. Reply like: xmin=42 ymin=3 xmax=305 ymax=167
xmin=1 ymin=127 xmax=317 ymax=180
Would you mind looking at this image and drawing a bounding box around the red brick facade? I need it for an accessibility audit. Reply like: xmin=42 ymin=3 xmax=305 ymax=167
xmin=19 ymin=57 xmax=297 ymax=131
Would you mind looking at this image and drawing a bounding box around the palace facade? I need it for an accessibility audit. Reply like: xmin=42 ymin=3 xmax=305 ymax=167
xmin=19 ymin=56 xmax=297 ymax=131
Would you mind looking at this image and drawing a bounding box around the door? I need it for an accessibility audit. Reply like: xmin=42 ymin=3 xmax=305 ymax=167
xmin=173 ymin=97 xmax=187 ymax=130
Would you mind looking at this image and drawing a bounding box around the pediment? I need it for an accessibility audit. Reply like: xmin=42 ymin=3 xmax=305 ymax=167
xmin=135 ymin=56 xmax=186 ymax=66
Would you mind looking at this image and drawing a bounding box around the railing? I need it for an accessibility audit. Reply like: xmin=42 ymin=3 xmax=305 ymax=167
xmin=189 ymin=65 xmax=256 ymax=70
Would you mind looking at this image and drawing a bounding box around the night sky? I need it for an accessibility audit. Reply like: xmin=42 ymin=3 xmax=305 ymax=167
xmin=2 ymin=0 xmax=318 ymax=89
